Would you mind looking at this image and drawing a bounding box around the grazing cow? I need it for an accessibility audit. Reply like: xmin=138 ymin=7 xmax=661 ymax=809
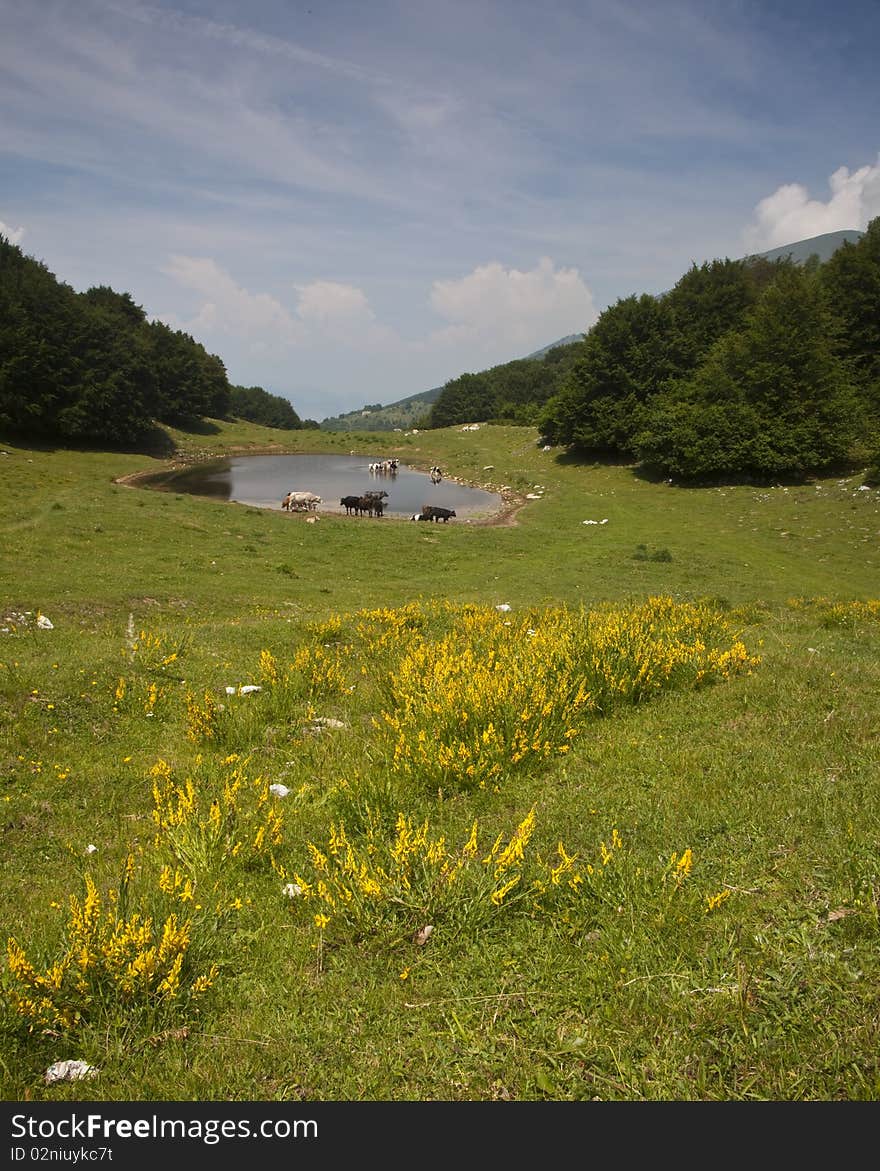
xmin=423 ymin=505 xmax=456 ymax=523
xmin=340 ymin=495 xmax=362 ymax=515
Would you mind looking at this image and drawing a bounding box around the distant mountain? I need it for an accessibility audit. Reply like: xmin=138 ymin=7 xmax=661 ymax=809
xmin=319 ymin=230 xmax=864 ymax=429
xmin=524 ymin=333 xmax=584 ymax=360
xmin=746 ymin=229 xmax=863 ymax=266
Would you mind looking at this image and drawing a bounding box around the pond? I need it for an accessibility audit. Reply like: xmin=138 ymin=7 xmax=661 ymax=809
xmin=139 ymin=453 xmax=502 ymax=520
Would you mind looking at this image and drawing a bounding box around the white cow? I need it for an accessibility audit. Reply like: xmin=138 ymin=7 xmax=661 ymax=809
xmin=282 ymin=491 xmax=322 ymax=512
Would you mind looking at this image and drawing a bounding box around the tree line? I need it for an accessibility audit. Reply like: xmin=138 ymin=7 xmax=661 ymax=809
xmin=426 ymin=339 xmax=584 ymax=429
xmin=0 ymin=237 xmax=312 ymax=445
xmin=429 ymin=219 xmax=880 ymax=481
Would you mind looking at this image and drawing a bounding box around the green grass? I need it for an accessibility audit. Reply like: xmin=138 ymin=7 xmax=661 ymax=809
xmin=1 ymin=420 xmax=879 ymax=1101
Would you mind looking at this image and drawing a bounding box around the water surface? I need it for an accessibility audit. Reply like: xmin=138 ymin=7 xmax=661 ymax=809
xmin=143 ymin=453 xmax=501 ymax=519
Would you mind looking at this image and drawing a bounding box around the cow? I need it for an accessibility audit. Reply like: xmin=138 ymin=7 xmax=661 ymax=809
xmin=422 ymin=505 xmax=456 ymax=523
xmin=283 ymin=491 xmax=321 ymax=511
xmin=358 ymin=495 xmax=384 ymax=517
xmin=340 ymin=495 xmax=362 ymax=515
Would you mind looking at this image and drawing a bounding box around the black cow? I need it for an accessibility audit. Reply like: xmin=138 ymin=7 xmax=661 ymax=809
xmin=340 ymin=495 xmax=362 ymax=515
xmin=357 ymin=495 xmax=385 ymax=517
xmin=423 ymin=506 xmax=456 ymax=523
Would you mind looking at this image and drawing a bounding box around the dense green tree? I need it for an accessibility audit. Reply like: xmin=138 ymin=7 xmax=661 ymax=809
xmin=57 ymin=294 xmax=155 ymax=442
xmin=0 ymin=238 xmax=74 ymax=436
xmin=198 ymin=350 xmax=231 ymax=420
xmin=0 ymin=239 xmax=153 ymax=442
xmin=228 ymin=384 xmax=303 ymax=429
xmin=822 ymin=216 xmax=880 ymax=432
xmin=428 ymin=372 xmax=490 ymax=427
xmin=0 ymin=236 xmax=235 ymax=442
xmin=538 ymin=293 xmax=676 ymax=453
xmin=539 ymin=259 xmax=792 ymax=457
xmin=427 ymin=342 xmax=584 ymax=429
xmin=664 ymin=257 xmax=786 ymax=370
xmin=81 ymin=286 xmax=147 ymax=327
xmin=636 ymin=266 xmax=859 ymax=479
xmin=144 ymin=321 xmax=230 ymax=424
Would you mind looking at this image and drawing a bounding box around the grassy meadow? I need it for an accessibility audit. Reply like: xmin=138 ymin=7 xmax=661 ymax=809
xmin=1 ymin=419 xmax=879 ymax=1101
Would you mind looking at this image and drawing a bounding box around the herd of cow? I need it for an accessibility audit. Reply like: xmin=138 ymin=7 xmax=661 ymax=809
xmin=280 ymin=486 xmax=457 ymax=522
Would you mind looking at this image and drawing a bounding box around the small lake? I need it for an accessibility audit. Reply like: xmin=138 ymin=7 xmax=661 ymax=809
xmin=141 ymin=453 xmax=502 ymax=519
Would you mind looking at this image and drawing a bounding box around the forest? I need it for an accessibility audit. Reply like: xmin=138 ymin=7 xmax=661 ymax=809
xmin=0 ymin=237 xmax=312 ymax=444
xmin=428 ymin=219 xmax=880 ymax=481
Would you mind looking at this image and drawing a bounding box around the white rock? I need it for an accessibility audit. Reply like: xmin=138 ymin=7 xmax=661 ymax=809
xmin=239 ymin=685 xmax=262 ymax=695
xmin=269 ymin=784 xmax=291 ymax=798
xmin=37 ymin=615 xmax=54 ymax=629
xmin=85 ymin=844 xmax=97 ymax=855
xmin=495 ymin=603 xmax=511 ymax=612
xmin=44 ymin=1060 xmax=98 ymax=1084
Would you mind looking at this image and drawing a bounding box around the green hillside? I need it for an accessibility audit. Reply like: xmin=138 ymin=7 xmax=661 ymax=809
xmin=319 ymin=384 xmax=443 ymax=431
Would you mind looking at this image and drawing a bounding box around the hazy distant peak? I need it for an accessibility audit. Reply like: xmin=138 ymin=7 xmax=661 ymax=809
xmin=745 ymin=229 xmax=863 ymax=265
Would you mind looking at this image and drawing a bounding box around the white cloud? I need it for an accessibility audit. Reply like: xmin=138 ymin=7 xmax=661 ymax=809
xmin=427 ymin=257 xmax=596 ymax=354
xmin=0 ymin=219 xmax=25 ymax=245
xmin=743 ymin=158 xmax=880 ymax=251
xmin=293 ymin=279 xmax=401 ymax=353
xmin=161 ymin=255 xmax=304 ymax=343
xmin=295 ymin=280 xmax=374 ymax=326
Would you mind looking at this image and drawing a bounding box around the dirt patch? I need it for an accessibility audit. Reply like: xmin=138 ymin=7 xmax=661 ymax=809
xmin=467 ymin=494 xmax=526 ymax=527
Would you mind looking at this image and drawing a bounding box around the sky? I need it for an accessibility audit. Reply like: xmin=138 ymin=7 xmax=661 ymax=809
xmin=1 ymin=0 xmax=879 ymax=422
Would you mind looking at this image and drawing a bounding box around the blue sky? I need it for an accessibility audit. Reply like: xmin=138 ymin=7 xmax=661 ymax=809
xmin=1 ymin=0 xmax=878 ymax=421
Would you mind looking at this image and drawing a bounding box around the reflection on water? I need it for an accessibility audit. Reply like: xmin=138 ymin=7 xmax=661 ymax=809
xmin=141 ymin=453 xmax=501 ymax=519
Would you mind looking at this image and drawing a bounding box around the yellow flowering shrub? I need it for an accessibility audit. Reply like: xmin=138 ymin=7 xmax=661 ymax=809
xmin=150 ymin=757 xmax=285 ymax=877
xmin=4 ymin=874 xmax=216 ymax=1034
xmin=373 ymin=598 xmax=757 ymax=791
xmin=290 ymin=808 xmax=544 ymax=943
